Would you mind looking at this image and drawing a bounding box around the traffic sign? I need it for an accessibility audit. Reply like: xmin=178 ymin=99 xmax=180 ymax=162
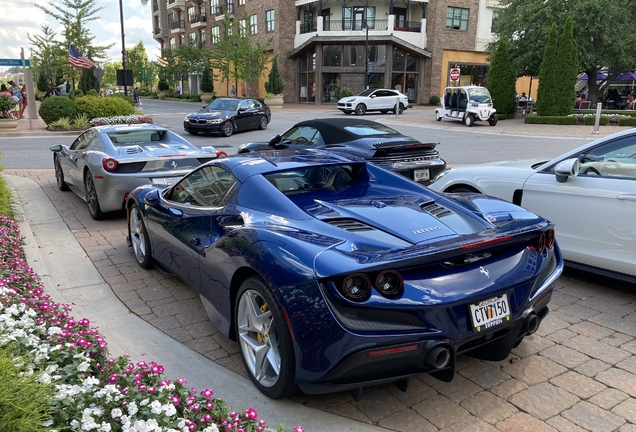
xmin=450 ymin=67 xmax=461 ymax=82
xmin=93 ymin=67 xmax=104 ymax=81
xmin=0 ymin=58 xmax=30 ymax=67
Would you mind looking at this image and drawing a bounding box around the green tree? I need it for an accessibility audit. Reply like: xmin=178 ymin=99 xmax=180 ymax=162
xmin=78 ymin=67 xmax=100 ymax=94
xmin=232 ymin=13 xmax=272 ymax=97
xmin=102 ymin=61 xmax=122 ymax=88
xmin=128 ymin=40 xmax=149 ymax=87
xmin=536 ymin=23 xmax=560 ymax=116
xmin=556 ymin=16 xmax=579 ymax=115
xmin=487 ymin=40 xmax=517 ymax=116
xmin=37 ymin=73 xmax=49 ymax=92
xmin=491 ymin=0 xmax=636 ymax=104
xmin=264 ymin=56 xmax=284 ymax=95
xmin=200 ymin=66 xmax=214 ymax=93
xmin=209 ymin=14 xmax=237 ymax=96
xmin=28 ymin=25 xmax=65 ymax=86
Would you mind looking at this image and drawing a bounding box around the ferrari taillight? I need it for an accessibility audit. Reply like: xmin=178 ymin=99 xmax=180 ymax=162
xmin=341 ymin=273 xmax=371 ymax=302
xmin=545 ymin=228 xmax=555 ymax=249
xmin=530 ymin=229 xmax=554 ymax=256
xmin=102 ymin=157 xmax=118 ymax=172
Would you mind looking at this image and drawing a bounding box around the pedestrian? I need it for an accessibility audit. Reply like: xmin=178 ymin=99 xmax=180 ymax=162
xmin=8 ymin=81 xmax=24 ymax=118
xmin=133 ymin=87 xmax=140 ymax=107
xmin=57 ymin=79 xmax=67 ymax=96
xmin=394 ymin=83 xmax=402 ymax=93
xmin=151 ymin=85 xmax=156 ymax=93
xmin=176 ymin=83 xmax=181 ymax=95
xmin=106 ymin=87 xmax=114 ymax=96
xmin=0 ymin=84 xmax=11 ymax=96
xmin=231 ymin=85 xmax=236 ymax=97
xmin=99 ymin=86 xmax=105 ymax=98
xmin=241 ymin=84 xmax=246 ymax=97
xmin=19 ymin=84 xmax=27 ymax=119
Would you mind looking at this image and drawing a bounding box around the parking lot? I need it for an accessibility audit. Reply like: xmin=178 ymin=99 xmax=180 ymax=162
xmin=8 ymin=166 xmax=636 ymax=432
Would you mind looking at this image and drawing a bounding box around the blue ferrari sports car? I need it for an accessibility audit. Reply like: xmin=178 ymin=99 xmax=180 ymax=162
xmin=126 ymin=149 xmax=563 ymax=399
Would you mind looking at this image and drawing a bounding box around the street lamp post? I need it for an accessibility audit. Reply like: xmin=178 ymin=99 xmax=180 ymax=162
xmin=119 ymin=0 xmax=149 ymax=97
xmin=364 ymin=20 xmax=369 ymax=90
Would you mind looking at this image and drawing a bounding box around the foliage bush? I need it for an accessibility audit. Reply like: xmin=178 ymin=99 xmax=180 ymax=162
xmin=79 ymin=67 xmax=100 ymax=94
xmin=536 ymin=23 xmax=560 ymax=116
xmin=37 ymin=73 xmax=48 ymax=92
xmin=618 ymin=117 xmax=636 ymax=126
xmin=90 ymin=114 xmax=154 ymax=126
xmin=200 ymin=67 xmax=214 ymax=93
xmin=583 ymin=116 xmax=609 ymax=125
xmin=150 ymin=92 xmax=159 ymax=99
xmin=337 ymin=87 xmax=355 ymax=99
xmin=74 ymin=89 xmax=84 ymax=97
xmin=264 ymin=56 xmax=285 ymax=95
xmin=38 ymin=96 xmax=77 ymax=125
xmin=0 ymin=95 xmax=17 ymax=118
xmin=72 ymin=113 xmax=91 ymax=129
xmin=488 ymin=40 xmax=517 ymax=115
xmin=190 ymin=95 xmax=201 ymax=102
xmin=556 ymin=17 xmax=579 ymax=116
xmin=75 ymin=95 xmax=135 ymax=120
xmin=108 ymin=92 xmax=135 ymax=107
xmin=48 ymin=117 xmax=72 ymax=130
xmin=428 ymin=95 xmax=441 ymax=106
xmin=0 ymin=345 xmax=54 ymax=432
xmin=524 ymin=116 xmax=578 ymax=125
xmin=87 ymin=89 xmax=99 ymax=96
xmin=0 ymin=175 xmax=12 ymax=217
xmin=158 ymin=78 xmax=169 ymax=91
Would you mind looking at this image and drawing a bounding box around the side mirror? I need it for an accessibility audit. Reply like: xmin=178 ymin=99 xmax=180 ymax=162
xmin=202 ymin=105 xmax=207 ymax=109
xmin=144 ymin=189 xmax=160 ymax=207
xmin=50 ymin=145 xmax=62 ymax=152
xmin=268 ymin=134 xmax=282 ymax=147
xmin=555 ymin=158 xmax=580 ymax=183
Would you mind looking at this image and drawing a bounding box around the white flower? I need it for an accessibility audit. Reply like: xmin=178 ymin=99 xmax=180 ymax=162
xmin=127 ymin=401 xmax=138 ymax=416
xmin=77 ymin=360 xmax=91 ymax=372
xmin=111 ymin=408 xmax=123 ymax=419
xmin=150 ymin=400 xmax=162 ymax=414
xmin=99 ymin=422 xmax=112 ymax=432
xmin=163 ymin=404 xmax=176 ymax=417
xmin=140 ymin=398 xmax=150 ymax=406
xmin=38 ymin=372 xmax=52 ymax=384
xmin=146 ymin=418 xmax=159 ymax=430
xmin=202 ymin=425 xmax=219 ymax=432
xmin=131 ymin=420 xmax=148 ymax=432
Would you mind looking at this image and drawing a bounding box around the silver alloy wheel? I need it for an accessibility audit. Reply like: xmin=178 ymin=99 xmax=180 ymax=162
xmin=55 ymin=157 xmax=69 ymax=191
xmin=355 ymin=104 xmax=367 ymax=115
xmin=222 ymin=121 xmax=234 ymax=137
xmin=259 ymin=116 xmax=268 ymax=130
xmin=129 ymin=206 xmax=147 ymax=265
xmin=237 ymin=289 xmax=281 ymax=388
xmin=84 ymin=173 xmax=102 ymax=219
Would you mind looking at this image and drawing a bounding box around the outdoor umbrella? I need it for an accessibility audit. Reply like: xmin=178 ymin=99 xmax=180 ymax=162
xmin=578 ymin=73 xmax=607 ymax=80
xmin=613 ymin=72 xmax=636 ymax=81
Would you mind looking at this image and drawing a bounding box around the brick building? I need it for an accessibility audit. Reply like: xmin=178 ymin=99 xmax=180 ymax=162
xmin=151 ymin=0 xmax=499 ymax=105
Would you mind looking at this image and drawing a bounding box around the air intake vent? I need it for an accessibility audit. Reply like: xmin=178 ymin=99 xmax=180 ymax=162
xmin=326 ymin=219 xmax=374 ymax=232
xmin=121 ymin=146 xmax=143 ymax=155
xmin=421 ymin=202 xmax=453 ymax=218
xmin=372 ymin=140 xmax=420 ymax=149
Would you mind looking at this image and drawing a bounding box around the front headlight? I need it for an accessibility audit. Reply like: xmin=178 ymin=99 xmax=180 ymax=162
xmin=208 ymin=119 xmax=224 ymax=124
xmin=347 ymin=98 xmax=356 ymax=103
xmin=184 ymin=116 xmax=190 ymax=122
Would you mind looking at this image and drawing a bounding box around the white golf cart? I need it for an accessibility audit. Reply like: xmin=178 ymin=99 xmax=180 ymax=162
xmin=435 ymin=86 xmax=498 ymax=127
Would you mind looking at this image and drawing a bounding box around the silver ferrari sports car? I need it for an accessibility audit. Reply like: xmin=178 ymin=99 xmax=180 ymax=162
xmin=51 ymin=124 xmax=227 ymax=220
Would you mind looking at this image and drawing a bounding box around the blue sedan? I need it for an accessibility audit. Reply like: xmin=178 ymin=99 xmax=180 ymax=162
xmin=126 ymin=149 xmax=563 ymax=399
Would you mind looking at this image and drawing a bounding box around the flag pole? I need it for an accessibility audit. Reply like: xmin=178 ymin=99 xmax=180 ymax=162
xmin=69 ymin=43 xmax=76 ymax=98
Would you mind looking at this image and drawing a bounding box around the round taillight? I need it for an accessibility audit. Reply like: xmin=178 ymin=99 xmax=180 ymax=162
xmin=102 ymin=158 xmax=118 ymax=172
xmin=535 ymin=233 xmax=546 ymax=255
xmin=216 ymin=151 xmax=228 ymax=158
xmin=375 ymin=270 xmax=404 ymax=299
xmin=341 ymin=273 xmax=371 ymax=302
xmin=546 ymin=229 xmax=555 ymax=249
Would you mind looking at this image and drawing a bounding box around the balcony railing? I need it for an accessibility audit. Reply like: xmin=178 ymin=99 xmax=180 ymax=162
xmin=393 ymin=20 xmax=422 ymax=32
xmin=324 ymin=19 xmax=389 ymax=32
xmin=198 ymin=41 xmax=206 ymax=48
xmin=169 ymin=20 xmax=185 ymax=30
xmin=189 ymin=14 xmax=207 ymax=23
xmin=300 ymin=21 xmax=317 ymax=34
xmin=211 ymin=3 xmax=234 ymax=15
xmin=154 ymin=27 xmax=162 ymax=35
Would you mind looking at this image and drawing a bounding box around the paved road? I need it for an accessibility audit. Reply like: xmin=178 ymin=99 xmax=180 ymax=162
xmin=4 ymin=100 xmax=636 ymax=431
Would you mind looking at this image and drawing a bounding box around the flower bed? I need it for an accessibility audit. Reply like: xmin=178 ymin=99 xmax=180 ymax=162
xmin=90 ymin=114 xmax=154 ymax=126
xmin=0 ymin=215 xmax=302 ymax=432
xmin=568 ymin=113 xmax=632 ymax=124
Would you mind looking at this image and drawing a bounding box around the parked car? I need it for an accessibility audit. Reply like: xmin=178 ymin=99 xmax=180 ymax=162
xmin=338 ymin=88 xmax=408 ymax=115
xmin=126 ymin=148 xmax=562 ymax=399
xmin=51 ymin=124 xmax=226 ymax=220
xmin=435 ymin=86 xmax=498 ymax=127
xmin=184 ymin=98 xmax=271 ymax=137
xmin=237 ymin=118 xmax=445 ymax=185
xmin=429 ymin=128 xmax=636 ymax=282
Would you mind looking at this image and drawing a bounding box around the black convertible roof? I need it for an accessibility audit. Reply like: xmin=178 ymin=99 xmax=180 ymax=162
xmin=292 ymin=118 xmax=403 ymax=145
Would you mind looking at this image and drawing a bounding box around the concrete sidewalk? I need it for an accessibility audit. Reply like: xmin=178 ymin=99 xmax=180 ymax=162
xmin=8 ymin=173 xmax=386 ymax=432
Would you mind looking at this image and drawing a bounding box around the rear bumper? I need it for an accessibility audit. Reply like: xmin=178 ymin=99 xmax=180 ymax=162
xmin=371 ymin=158 xmax=446 ymax=185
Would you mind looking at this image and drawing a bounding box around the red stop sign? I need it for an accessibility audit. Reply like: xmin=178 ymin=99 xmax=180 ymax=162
xmin=450 ymin=68 xmax=461 ymax=82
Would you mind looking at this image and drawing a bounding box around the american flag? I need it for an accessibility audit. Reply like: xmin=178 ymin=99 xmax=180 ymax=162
xmin=69 ymin=44 xmax=97 ymax=69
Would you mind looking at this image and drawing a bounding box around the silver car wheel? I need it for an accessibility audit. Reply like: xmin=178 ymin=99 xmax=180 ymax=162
xmin=130 ymin=206 xmax=147 ymax=264
xmin=237 ymin=289 xmax=281 ymax=388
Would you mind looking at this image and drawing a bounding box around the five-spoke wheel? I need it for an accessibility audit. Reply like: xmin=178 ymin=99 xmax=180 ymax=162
xmin=259 ymin=116 xmax=268 ymax=130
xmin=84 ymin=172 xmax=105 ymax=220
xmin=54 ymin=156 xmax=69 ymax=191
xmin=221 ymin=121 xmax=234 ymax=137
xmin=129 ymin=204 xmax=154 ymax=269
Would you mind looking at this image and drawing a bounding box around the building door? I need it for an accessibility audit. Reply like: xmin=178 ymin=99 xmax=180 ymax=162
xmin=322 ymin=8 xmax=330 ymax=30
xmin=353 ymin=7 xmax=364 ymax=30
xmin=394 ymin=7 xmax=407 ymax=28
xmin=304 ymin=10 xmax=313 ymax=33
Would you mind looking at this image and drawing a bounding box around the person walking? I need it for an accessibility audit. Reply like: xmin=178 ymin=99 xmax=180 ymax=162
xmin=19 ymin=84 xmax=27 ymax=119
xmin=8 ymin=81 xmax=24 ymax=118
xmin=57 ymin=79 xmax=67 ymax=96
xmin=133 ymin=87 xmax=140 ymax=107
xmin=231 ymin=85 xmax=236 ymax=97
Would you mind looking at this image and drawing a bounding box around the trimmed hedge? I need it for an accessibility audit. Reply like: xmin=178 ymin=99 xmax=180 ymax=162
xmin=524 ymin=116 xmax=578 ymax=125
xmin=38 ymin=96 xmax=77 ymax=125
xmin=107 ymin=93 xmax=134 ymax=107
xmin=574 ymin=110 xmax=636 ymax=117
xmin=75 ymin=95 xmax=135 ymax=120
xmin=618 ymin=117 xmax=636 ymax=126
xmin=583 ymin=116 xmax=609 ymax=126
xmin=429 ymin=95 xmax=441 ymax=106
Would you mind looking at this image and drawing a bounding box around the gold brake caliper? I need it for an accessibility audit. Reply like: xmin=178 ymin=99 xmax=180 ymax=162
xmin=256 ymin=302 xmax=270 ymax=342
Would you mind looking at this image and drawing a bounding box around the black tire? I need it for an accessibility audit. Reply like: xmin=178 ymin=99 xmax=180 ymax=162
xmin=54 ymin=156 xmax=70 ymax=191
xmin=128 ymin=203 xmax=154 ymax=269
xmin=435 ymin=111 xmax=442 ymax=122
xmin=381 ymin=110 xmax=388 ymax=114
xmin=235 ymin=276 xmax=297 ymax=399
xmin=258 ymin=115 xmax=268 ymax=130
xmin=84 ymin=171 xmax=105 ymax=220
xmin=488 ymin=114 xmax=498 ymax=126
xmin=447 ymin=185 xmax=479 ymax=194
xmin=187 ymin=131 xmax=199 ymax=135
xmin=343 ymin=111 xmax=352 ymax=115
xmin=221 ymin=121 xmax=234 ymax=137
xmin=464 ymin=114 xmax=474 ymax=127
xmin=355 ymin=104 xmax=367 ymax=115
xmin=393 ymin=103 xmax=405 ymax=115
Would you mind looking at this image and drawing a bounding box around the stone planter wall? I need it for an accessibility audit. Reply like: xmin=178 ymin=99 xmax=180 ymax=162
xmin=0 ymin=118 xmax=18 ymax=130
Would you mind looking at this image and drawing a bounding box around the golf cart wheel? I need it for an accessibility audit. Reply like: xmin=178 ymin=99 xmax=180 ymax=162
xmin=488 ymin=114 xmax=498 ymax=126
xmin=435 ymin=111 xmax=442 ymax=122
xmin=464 ymin=114 xmax=475 ymax=127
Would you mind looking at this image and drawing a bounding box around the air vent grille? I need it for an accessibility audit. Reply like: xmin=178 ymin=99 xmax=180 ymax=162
xmin=326 ymin=219 xmax=374 ymax=232
xmin=372 ymin=140 xmax=420 ymax=149
xmin=421 ymin=202 xmax=453 ymax=218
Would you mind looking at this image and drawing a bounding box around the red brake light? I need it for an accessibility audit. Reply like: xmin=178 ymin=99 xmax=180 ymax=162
xmin=461 ymin=235 xmax=513 ymax=250
xmin=216 ymin=151 xmax=228 ymax=158
xmin=102 ymin=157 xmax=118 ymax=171
xmin=545 ymin=229 xmax=555 ymax=249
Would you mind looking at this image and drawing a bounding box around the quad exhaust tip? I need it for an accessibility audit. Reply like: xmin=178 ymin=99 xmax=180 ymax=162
xmin=524 ymin=313 xmax=540 ymax=335
xmin=425 ymin=346 xmax=451 ymax=369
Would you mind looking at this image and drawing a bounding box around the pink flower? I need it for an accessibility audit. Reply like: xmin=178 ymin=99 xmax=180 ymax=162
xmin=201 ymin=388 xmax=214 ymax=399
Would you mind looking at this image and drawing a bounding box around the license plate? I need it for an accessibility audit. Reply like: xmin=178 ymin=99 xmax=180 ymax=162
xmin=469 ymin=294 xmax=511 ymax=332
xmin=153 ymin=177 xmax=180 ymax=186
xmin=414 ymin=169 xmax=430 ymax=182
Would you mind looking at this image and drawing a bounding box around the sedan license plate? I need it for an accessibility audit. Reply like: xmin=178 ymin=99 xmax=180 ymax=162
xmin=469 ymin=294 xmax=510 ymax=332
xmin=414 ymin=169 xmax=430 ymax=182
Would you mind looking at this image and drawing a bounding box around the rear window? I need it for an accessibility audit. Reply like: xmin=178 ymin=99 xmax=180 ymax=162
xmin=107 ymin=130 xmax=169 ymax=145
xmin=264 ymin=164 xmax=363 ymax=195
xmin=344 ymin=124 xmax=400 ymax=136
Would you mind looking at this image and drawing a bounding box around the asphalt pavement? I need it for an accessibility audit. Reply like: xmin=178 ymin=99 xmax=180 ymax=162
xmin=3 ymin=101 xmax=636 ymax=432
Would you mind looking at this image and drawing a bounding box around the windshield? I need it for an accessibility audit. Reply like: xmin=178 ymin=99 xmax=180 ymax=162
xmin=265 ymin=164 xmax=362 ymax=195
xmin=467 ymin=88 xmax=492 ymax=104
xmin=357 ymin=89 xmax=375 ymax=97
xmin=106 ymin=129 xmax=190 ymax=146
xmin=205 ymin=99 xmax=239 ymax=111
xmin=344 ymin=124 xmax=400 ymax=136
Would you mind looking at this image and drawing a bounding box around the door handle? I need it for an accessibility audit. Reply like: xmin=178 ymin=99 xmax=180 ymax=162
xmin=617 ymin=194 xmax=636 ymax=202
xmin=168 ymin=208 xmax=183 ymax=217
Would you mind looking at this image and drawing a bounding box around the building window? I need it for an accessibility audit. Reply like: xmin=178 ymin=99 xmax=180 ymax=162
xmin=491 ymin=11 xmax=499 ymax=32
xmin=239 ymin=0 xmax=245 ymax=4
xmin=250 ymin=14 xmax=257 ymax=34
xmin=187 ymin=6 xmax=195 ymax=21
xmin=238 ymin=19 xmax=246 ymax=36
xmin=168 ymin=12 xmax=175 ymax=22
xmin=446 ymin=7 xmax=469 ymax=31
xmin=343 ymin=7 xmax=375 ymax=30
xmin=211 ymin=26 xmax=220 ymax=43
xmin=179 ymin=35 xmax=185 ymax=47
xmin=266 ymin=10 xmax=274 ymax=31
xmin=323 ymin=45 xmax=342 ymax=67
xmin=169 ymin=37 xmax=176 ymax=50
xmin=188 ymin=32 xmax=196 ymax=46
xmin=210 ymin=0 xmax=219 ymax=15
